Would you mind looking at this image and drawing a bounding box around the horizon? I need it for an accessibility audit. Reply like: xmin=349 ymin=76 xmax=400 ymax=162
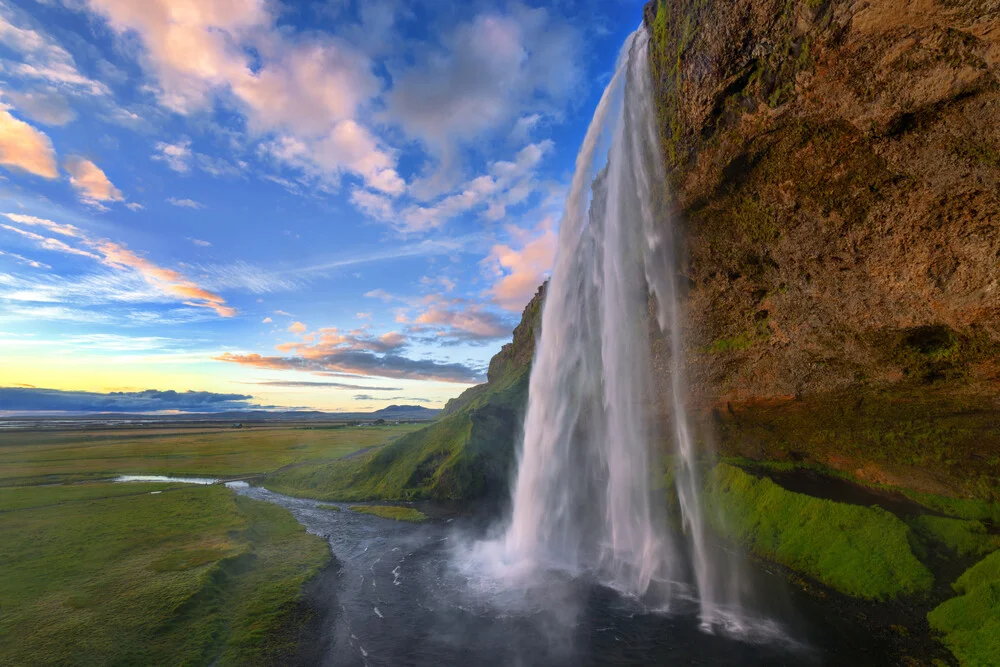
xmin=0 ymin=0 xmax=643 ymax=413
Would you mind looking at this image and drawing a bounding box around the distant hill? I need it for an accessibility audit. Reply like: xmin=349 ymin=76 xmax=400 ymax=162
xmin=0 ymin=405 xmax=440 ymax=425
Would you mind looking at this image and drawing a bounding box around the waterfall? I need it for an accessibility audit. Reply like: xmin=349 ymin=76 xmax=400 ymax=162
xmin=498 ymin=27 xmax=729 ymax=629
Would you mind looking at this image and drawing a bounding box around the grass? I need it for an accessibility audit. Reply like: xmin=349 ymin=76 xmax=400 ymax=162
xmin=704 ymin=463 xmax=934 ymax=599
xmin=316 ymin=503 xmax=341 ymax=511
xmin=349 ymin=505 xmax=427 ymax=523
xmin=0 ymin=423 xmax=420 ymax=486
xmin=0 ymin=481 xmax=188 ymax=512
xmin=911 ymin=515 xmax=1000 ymax=558
xmin=928 ymin=551 xmax=1000 ymax=666
xmin=0 ymin=483 xmax=329 ymax=665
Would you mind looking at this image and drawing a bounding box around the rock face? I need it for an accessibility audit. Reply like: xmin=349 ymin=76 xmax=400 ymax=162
xmin=643 ymin=0 xmax=1000 ymax=499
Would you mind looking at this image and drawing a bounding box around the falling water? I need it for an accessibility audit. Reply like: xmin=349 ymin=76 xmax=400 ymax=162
xmin=499 ymin=28 xmax=730 ymax=630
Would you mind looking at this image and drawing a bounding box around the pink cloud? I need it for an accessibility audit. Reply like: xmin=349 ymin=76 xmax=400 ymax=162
xmin=485 ymin=217 xmax=556 ymax=311
xmin=0 ymin=105 xmax=58 ymax=178
xmin=64 ymin=156 xmax=124 ymax=207
xmin=287 ymin=321 xmax=307 ymax=334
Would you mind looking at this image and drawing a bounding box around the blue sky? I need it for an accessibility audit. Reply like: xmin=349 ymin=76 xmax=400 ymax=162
xmin=0 ymin=0 xmax=643 ymax=412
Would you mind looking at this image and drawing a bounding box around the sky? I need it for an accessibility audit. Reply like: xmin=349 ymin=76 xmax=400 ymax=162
xmin=0 ymin=0 xmax=642 ymax=413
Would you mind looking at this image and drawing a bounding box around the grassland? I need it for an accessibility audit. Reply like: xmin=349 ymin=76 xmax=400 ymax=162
xmin=0 ymin=483 xmax=329 ymax=666
xmin=349 ymin=504 xmax=427 ymax=522
xmin=0 ymin=422 xmax=420 ymax=664
xmin=0 ymin=423 xmax=421 ymax=486
xmin=704 ymin=463 xmax=934 ymax=600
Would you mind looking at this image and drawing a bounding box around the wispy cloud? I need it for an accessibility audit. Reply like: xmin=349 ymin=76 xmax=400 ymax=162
xmin=167 ymin=197 xmax=204 ymax=209
xmin=0 ymin=249 xmax=50 ymax=269
xmin=0 ymin=213 xmax=236 ymax=317
xmin=248 ymin=380 xmax=403 ymax=390
xmin=353 ymin=394 xmax=433 ymax=403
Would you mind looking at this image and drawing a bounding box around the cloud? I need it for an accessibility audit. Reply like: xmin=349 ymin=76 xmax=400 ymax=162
xmin=0 ymin=105 xmax=58 ymax=178
xmin=187 ymin=237 xmax=211 ymax=247
xmin=77 ymin=0 xmax=403 ymax=196
xmin=509 ymin=113 xmax=541 ymax=144
xmin=352 ymin=394 xmax=432 ymax=403
xmin=0 ymin=213 xmax=237 ymax=317
xmin=218 ymin=322 xmax=483 ymax=383
xmin=362 ymin=141 xmax=553 ymax=233
xmin=386 ymin=7 xmax=580 ymax=192
xmin=94 ymin=239 xmax=236 ymax=316
xmin=484 ymin=217 xmax=556 ymax=311
xmin=249 ymin=380 xmax=403 ymax=390
xmin=2 ymin=212 xmax=82 ymax=237
xmin=125 ymin=202 xmax=144 ymax=211
xmin=288 ymin=321 xmax=307 ymax=334
xmin=355 ymin=312 xmax=372 ymax=319
xmin=262 ymin=317 xmax=272 ymax=323
xmin=4 ymin=89 xmax=76 ymax=126
xmin=167 ymin=197 xmax=204 ymax=209
xmin=0 ymin=249 xmax=50 ymax=269
xmin=216 ymin=350 xmax=482 ymax=384
xmin=0 ymin=10 xmax=110 ymax=96
xmin=196 ymin=261 xmax=299 ymax=294
xmin=65 ymin=156 xmax=124 ymax=207
xmin=153 ymin=140 xmax=192 ymax=172
xmin=0 ymin=387 xmax=258 ymax=414
xmin=274 ymin=310 xmax=292 ymax=316
xmin=0 ymin=223 xmax=101 ymax=260
xmin=409 ymin=296 xmax=514 ymax=341
xmin=420 ymin=275 xmax=456 ymax=293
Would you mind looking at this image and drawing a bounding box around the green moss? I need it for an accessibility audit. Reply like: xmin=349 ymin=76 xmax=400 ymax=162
xmin=316 ymin=504 xmax=341 ymax=511
xmin=704 ymin=464 xmax=934 ymax=599
xmin=704 ymin=318 xmax=771 ymax=354
xmin=928 ymin=551 xmax=1000 ymax=666
xmin=911 ymin=516 xmax=1000 ymax=557
xmin=349 ymin=505 xmax=427 ymax=523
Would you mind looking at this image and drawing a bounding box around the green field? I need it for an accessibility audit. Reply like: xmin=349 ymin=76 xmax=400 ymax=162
xmin=0 ymin=483 xmax=329 ymax=666
xmin=0 ymin=423 xmax=421 ymax=486
xmin=0 ymin=422 xmax=416 ymax=665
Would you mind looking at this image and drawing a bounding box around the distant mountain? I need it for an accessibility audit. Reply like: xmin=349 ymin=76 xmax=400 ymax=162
xmin=368 ymin=405 xmax=440 ymax=420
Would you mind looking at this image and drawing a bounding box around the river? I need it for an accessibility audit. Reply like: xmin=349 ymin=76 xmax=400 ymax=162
xmin=229 ymin=484 xmax=889 ymax=666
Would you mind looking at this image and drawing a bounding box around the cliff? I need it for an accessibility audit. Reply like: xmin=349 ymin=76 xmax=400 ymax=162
xmin=644 ymin=0 xmax=1000 ymax=501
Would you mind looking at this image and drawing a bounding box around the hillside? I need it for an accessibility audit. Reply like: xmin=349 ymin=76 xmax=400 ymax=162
xmin=263 ymin=285 xmax=545 ymax=502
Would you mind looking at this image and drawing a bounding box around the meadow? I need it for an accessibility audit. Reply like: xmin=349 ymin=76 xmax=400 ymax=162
xmin=0 ymin=422 xmax=422 ymax=486
xmin=0 ymin=422 xmax=417 ymax=664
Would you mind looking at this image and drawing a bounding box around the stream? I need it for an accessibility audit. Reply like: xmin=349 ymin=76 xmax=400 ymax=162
xmin=224 ymin=484 xmax=888 ymax=667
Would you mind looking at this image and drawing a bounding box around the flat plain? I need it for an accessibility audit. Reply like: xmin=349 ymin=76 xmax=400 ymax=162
xmin=0 ymin=422 xmax=419 ymax=665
